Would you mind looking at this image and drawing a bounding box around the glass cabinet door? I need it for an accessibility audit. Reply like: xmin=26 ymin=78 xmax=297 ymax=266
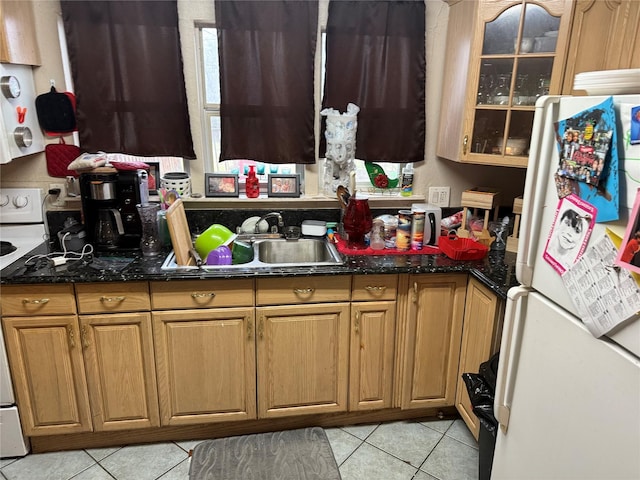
xmin=468 ymin=1 xmax=562 ymax=167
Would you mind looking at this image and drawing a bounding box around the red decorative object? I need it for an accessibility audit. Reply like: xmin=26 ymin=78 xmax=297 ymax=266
xmin=374 ymin=173 xmax=389 ymax=188
xmin=342 ymin=194 xmax=373 ymax=249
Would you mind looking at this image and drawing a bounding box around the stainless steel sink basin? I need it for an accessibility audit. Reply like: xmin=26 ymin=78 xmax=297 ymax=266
xmin=257 ymin=238 xmax=341 ymax=264
xmin=161 ymin=236 xmax=343 ymax=270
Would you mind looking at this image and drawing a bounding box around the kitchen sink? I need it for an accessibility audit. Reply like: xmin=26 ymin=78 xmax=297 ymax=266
xmin=161 ymin=236 xmax=343 ymax=270
xmin=257 ymin=238 xmax=341 ymax=264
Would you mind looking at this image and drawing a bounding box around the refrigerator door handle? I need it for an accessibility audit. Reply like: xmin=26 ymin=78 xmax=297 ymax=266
xmin=517 ymin=96 xmax=561 ymax=286
xmin=495 ymin=285 xmax=531 ymax=433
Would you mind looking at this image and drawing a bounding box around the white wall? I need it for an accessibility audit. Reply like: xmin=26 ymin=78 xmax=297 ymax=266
xmin=0 ymin=0 xmax=525 ymax=207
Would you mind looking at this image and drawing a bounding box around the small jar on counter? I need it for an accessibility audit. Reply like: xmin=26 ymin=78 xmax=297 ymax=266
xmin=370 ymin=218 xmax=385 ymax=250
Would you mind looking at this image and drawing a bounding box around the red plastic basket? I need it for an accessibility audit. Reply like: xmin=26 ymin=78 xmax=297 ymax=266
xmin=439 ymin=235 xmax=488 ymax=261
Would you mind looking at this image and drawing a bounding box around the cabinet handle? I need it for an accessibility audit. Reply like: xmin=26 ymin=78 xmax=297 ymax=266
xmin=258 ymin=316 xmax=264 ymax=339
xmin=191 ymin=292 xmax=215 ymax=299
xmin=100 ymin=296 xmax=125 ymax=303
xmin=81 ymin=326 xmax=90 ymax=349
xmin=463 ymin=134 xmax=469 ymax=155
xmin=354 ymin=311 xmax=360 ymax=334
xmin=22 ymin=298 xmax=49 ymax=305
xmin=247 ymin=318 xmax=253 ymax=341
xmin=293 ymin=287 xmax=315 ymax=295
xmin=67 ymin=326 xmax=75 ymax=348
xmin=365 ymin=285 xmax=386 ymax=293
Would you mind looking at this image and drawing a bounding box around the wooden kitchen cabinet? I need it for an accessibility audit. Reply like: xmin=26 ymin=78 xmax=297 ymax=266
xmin=437 ymin=0 xmax=572 ymax=168
xmin=153 ymin=308 xmax=256 ymax=425
xmin=256 ymin=276 xmax=351 ymax=418
xmin=455 ymin=277 xmax=505 ymax=440
xmin=1 ymin=284 xmax=91 ymax=436
xmin=150 ymin=279 xmax=256 ymax=425
xmin=0 ymin=0 xmax=40 ymax=65
xmin=75 ymin=282 xmax=159 ymax=431
xmin=398 ymin=274 xmax=467 ymax=410
xmin=561 ymin=0 xmax=640 ymax=94
xmin=349 ymin=275 xmax=397 ymax=411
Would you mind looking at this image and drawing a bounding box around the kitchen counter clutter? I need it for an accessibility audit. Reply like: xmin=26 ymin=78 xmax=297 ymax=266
xmin=0 ymin=241 xmax=517 ymax=298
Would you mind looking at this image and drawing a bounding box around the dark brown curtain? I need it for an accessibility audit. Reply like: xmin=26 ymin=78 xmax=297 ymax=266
xmin=215 ymin=1 xmax=318 ymax=164
xmin=322 ymin=1 xmax=426 ymax=163
xmin=61 ymin=1 xmax=195 ymax=158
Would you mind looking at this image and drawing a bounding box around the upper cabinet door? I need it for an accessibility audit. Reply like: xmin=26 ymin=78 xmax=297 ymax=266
xmin=0 ymin=0 xmax=41 ymax=66
xmin=562 ymin=0 xmax=640 ymax=94
xmin=437 ymin=0 xmax=572 ymax=168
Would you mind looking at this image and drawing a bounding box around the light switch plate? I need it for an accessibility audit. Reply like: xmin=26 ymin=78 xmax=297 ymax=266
xmin=429 ymin=187 xmax=450 ymax=208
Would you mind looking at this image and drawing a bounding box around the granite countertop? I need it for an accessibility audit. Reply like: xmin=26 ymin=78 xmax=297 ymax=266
xmin=0 ymin=242 xmax=519 ymax=299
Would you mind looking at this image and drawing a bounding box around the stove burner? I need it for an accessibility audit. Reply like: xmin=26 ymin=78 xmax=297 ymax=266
xmin=0 ymin=241 xmax=17 ymax=257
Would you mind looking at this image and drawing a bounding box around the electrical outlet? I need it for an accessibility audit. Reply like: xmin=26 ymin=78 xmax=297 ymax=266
xmin=428 ymin=187 xmax=450 ymax=208
xmin=49 ymin=183 xmax=66 ymax=206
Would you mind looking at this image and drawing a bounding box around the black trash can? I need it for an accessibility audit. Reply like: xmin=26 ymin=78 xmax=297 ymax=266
xmin=462 ymin=352 xmax=500 ymax=480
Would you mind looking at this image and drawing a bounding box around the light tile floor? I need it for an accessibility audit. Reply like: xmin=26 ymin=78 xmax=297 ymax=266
xmin=0 ymin=418 xmax=479 ymax=480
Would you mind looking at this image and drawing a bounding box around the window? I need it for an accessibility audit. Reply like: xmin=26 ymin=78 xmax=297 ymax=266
xmin=199 ymin=27 xmax=298 ymax=185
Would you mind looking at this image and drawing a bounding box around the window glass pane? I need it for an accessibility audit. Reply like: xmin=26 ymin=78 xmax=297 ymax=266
xmin=202 ymin=28 xmax=220 ymax=105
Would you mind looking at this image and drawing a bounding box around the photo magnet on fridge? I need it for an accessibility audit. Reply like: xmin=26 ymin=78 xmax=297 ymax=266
xmin=552 ymin=96 xmax=619 ymax=223
xmin=543 ymin=194 xmax=597 ymax=275
xmin=615 ymin=188 xmax=640 ymax=274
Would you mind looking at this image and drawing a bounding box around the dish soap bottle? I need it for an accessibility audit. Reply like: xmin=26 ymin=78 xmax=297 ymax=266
xmin=400 ymin=163 xmax=413 ymax=197
xmin=246 ymin=165 xmax=259 ymax=198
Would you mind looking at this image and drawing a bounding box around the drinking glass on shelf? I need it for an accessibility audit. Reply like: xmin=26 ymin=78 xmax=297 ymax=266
xmin=491 ymin=74 xmax=511 ymax=105
xmin=477 ymin=74 xmax=494 ymax=105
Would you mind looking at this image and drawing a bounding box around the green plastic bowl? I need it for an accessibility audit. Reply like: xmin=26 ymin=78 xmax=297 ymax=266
xmin=194 ymin=224 xmax=237 ymax=259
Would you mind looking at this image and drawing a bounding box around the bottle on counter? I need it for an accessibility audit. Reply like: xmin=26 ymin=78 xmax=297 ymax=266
xmin=400 ymin=163 xmax=413 ymax=197
xmin=370 ymin=218 xmax=385 ymax=250
xmin=246 ymin=165 xmax=260 ymax=198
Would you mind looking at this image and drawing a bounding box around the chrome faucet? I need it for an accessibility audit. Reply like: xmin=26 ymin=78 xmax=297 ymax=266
xmin=255 ymin=212 xmax=285 ymax=234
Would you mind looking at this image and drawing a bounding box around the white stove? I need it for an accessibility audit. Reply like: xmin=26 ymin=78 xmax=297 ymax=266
xmin=0 ymin=187 xmax=46 ymax=271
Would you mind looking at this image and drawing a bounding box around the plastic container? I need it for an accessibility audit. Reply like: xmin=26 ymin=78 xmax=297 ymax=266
xmin=301 ymin=220 xmax=327 ymax=237
xmin=206 ymin=245 xmax=233 ymax=265
xmin=439 ymin=235 xmax=489 ymax=260
xmin=400 ymin=163 xmax=413 ymax=197
xmin=370 ymin=218 xmax=385 ymax=250
xmin=246 ymin=165 xmax=259 ymax=198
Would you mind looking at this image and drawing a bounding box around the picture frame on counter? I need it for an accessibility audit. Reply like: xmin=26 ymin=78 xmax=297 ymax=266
xmin=205 ymin=173 xmax=239 ymax=197
xmin=267 ymin=174 xmax=300 ymax=198
xmin=146 ymin=162 xmax=160 ymax=195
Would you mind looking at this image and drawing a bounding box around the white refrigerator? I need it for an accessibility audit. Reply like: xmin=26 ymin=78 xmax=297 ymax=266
xmin=491 ymin=94 xmax=640 ymax=479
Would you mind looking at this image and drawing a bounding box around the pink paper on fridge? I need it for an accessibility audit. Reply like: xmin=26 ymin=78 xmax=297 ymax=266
xmin=543 ymin=194 xmax=597 ymax=275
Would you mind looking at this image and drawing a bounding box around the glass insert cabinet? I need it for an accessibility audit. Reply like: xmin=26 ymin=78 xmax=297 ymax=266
xmin=437 ymin=0 xmax=572 ymax=168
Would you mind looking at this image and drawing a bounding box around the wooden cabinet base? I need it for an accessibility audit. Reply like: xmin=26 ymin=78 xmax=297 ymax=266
xmin=28 ymin=406 xmax=458 ymax=454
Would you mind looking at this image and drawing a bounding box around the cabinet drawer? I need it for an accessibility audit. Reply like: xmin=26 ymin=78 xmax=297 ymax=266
xmin=256 ymin=276 xmax=351 ymax=305
xmin=150 ymin=279 xmax=254 ymax=310
xmin=352 ymin=275 xmax=398 ymax=301
xmin=1 ymin=284 xmax=76 ymax=316
xmin=76 ymin=282 xmax=150 ymax=314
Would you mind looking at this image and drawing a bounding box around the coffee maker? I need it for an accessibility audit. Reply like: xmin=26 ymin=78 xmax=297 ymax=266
xmin=80 ymin=168 xmax=149 ymax=250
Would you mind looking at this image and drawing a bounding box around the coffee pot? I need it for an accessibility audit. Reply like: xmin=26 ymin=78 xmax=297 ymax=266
xmin=95 ymin=208 xmax=125 ymax=249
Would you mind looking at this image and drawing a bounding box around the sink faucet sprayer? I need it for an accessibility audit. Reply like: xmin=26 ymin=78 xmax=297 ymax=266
xmin=256 ymin=212 xmax=284 ymax=234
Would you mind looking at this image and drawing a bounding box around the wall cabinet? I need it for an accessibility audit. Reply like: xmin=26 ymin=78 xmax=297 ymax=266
xmin=455 ymin=277 xmax=505 ymax=440
xmin=151 ymin=279 xmax=256 ymax=426
xmin=437 ymin=0 xmax=572 ymax=168
xmin=0 ymin=0 xmax=40 ymax=65
xmin=349 ymin=275 xmax=397 ymax=411
xmin=256 ymin=276 xmax=351 ymax=418
xmin=562 ymin=0 xmax=640 ymax=94
xmin=398 ymin=274 xmax=467 ymax=410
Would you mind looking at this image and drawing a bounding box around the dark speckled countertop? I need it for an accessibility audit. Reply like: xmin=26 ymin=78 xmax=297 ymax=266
xmin=0 ymin=242 xmax=519 ymax=299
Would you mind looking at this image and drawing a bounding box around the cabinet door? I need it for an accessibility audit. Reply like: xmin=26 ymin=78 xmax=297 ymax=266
xmin=256 ymin=303 xmax=350 ymax=418
xmin=0 ymin=0 xmax=41 ymax=65
xmin=2 ymin=316 xmax=92 ymax=436
xmin=152 ymin=308 xmax=256 ymax=425
xmin=437 ymin=0 xmax=572 ymax=167
xmin=455 ymin=277 xmax=505 ymax=440
xmin=399 ymin=274 xmax=466 ymax=409
xmin=80 ymin=312 xmax=159 ymax=431
xmin=350 ymin=301 xmax=396 ymax=411
xmin=562 ymin=0 xmax=640 ymax=94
